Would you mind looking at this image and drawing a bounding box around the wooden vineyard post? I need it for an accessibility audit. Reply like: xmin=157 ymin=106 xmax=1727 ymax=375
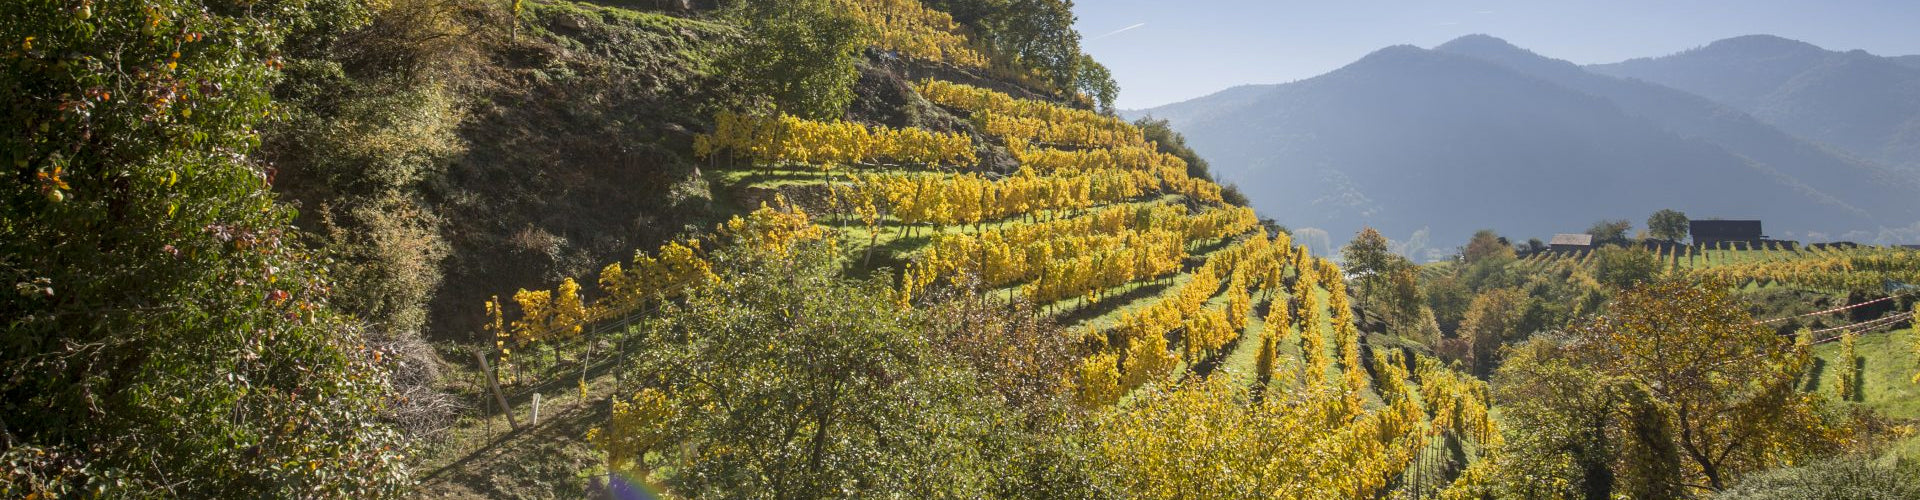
xmin=475 ymin=349 xmax=521 ymax=431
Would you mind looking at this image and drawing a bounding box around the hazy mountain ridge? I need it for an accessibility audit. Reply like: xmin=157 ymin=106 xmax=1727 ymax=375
xmin=1141 ymin=36 xmax=1920 ymax=257
xmin=1590 ymin=35 xmax=1920 ymax=170
xmin=1432 ymin=35 xmax=1917 ymax=222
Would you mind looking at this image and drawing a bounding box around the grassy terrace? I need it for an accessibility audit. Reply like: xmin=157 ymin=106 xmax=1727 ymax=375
xmin=1808 ymin=326 xmax=1920 ymax=463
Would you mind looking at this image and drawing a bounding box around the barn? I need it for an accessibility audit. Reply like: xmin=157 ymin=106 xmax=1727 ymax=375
xmin=1550 ymin=234 xmax=1592 ymax=253
xmin=1691 ymin=220 xmax=1763 ymax=249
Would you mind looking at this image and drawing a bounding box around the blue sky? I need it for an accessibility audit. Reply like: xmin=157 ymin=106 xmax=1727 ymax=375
xmin=1074 ymin=1 xmax=1920 ymax=110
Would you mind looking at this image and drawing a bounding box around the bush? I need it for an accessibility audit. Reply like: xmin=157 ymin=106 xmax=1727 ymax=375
xmin=720 ymin=0 xmax=866 ymax=119
xmin=1717 ymin=457 xmax=1920 ymax=499
xmin=0 ymin=0 xmax=409 ymax=495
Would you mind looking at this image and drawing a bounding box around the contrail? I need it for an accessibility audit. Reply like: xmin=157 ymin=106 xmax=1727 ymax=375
xmin=1089 ymin=23 xmax=1147 ymax=41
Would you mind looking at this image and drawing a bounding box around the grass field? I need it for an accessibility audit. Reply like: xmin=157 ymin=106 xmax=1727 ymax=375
xmin=1807 ymin=326 xmax=1920 ymax=462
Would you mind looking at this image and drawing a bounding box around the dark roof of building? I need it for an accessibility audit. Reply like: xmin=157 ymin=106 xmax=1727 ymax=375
xmin=1550 ymin=234 xmax=1593 ymax=246
xmin=1690 ymin=220 xmax=1763 ymax=238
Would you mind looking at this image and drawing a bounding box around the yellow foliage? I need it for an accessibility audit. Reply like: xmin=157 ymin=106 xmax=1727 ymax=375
xmin=1095 ymin=377 xmax=1427 ymax=499
xmin=695 ymin=111 xmax=975 ymax=169
xmin=1073 ymin=352 xmax=1124 ymax=407
xmin=588 ymin=388 xmax=679 ymax=477
xmin=834 ymin=0 xmax=989 ymax=68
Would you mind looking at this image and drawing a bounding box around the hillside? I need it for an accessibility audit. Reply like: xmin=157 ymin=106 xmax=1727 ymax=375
xmin=7 ymin=1 xmax=1918 ymax=498
xmin=1590 ymin=35 xmax=1920 ymax=170
xmin=1137 ymin=42 xmax=1903 ymax=258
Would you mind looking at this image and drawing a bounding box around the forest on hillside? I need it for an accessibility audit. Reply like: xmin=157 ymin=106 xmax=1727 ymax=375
xmin=3 ymin=0 xmax=1918 ymax=498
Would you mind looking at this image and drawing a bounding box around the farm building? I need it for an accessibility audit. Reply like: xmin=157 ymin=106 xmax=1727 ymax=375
xmin=1550 ymin=234 xmax=1592 ymax=253
xmin=1691 ymin=220 xmax=1764 ymax=248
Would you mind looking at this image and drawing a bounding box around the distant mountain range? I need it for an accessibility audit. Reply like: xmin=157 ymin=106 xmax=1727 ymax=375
xmin=1134 ymin=35 xmax=1920 ymax=259
xmin=1590 ymin=35 xmax=1920 ymax=171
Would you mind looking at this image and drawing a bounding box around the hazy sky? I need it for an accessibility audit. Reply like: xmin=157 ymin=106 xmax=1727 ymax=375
xmin=1074 ymin=1 xmax=1920 ymax=110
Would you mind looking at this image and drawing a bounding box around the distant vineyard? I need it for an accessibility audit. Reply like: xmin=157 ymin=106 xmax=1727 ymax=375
xmin=1516 ymin=244 xmax=1920 ymax=291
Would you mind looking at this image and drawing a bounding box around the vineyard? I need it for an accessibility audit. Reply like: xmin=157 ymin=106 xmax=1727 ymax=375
xmin=1515 ymin=244 xmax=1920 ymax=292
xmin=443 ymin=12 xmax=1502 ymax=494
xmin=21 ymin=0 xmax=1918 ymax=496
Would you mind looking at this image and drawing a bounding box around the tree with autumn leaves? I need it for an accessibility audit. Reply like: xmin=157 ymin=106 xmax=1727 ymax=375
xmin=1464 ymin=278 xmax=1850 ymax=497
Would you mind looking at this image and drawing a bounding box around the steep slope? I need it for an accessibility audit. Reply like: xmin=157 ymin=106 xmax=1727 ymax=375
xmin=1144 ymin=45 xmax=1884 ymax=256
xmin=1433 ymin=35 xmax=1919 ymax=226
xmin=1590 ymin=35 xmax=1920 ymax=169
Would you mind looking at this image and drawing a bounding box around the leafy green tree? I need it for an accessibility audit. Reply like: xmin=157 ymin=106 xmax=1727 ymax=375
xmin=1424 ymin=272 xmax=1472 ymax=335
xmin=1593 ymin=246 xmax=1662 ymax=289
xmin=1587 ymin=219 xmax=1633 ymax=246
xmin=1343 ymin=227 xmax=1401 ymax=308
xmin=919 ymin=0 xmax=1092 ymax=97
xmin=614 ymin=244 xmax=1009 ymax=497
xmin=1073 ymin=52 xmax=1117 ymax=113
xmin=1525 ymin=238 xmax=1547 ymax=255
xmin=1485 ymin=338 xmax=1622 ymax=500
xmin=1647 ymin=209 xmax=1689 ymax=242
xmin=722 ymin=0 xmax=866 ymax=119
xmin=1 ymin=0 xmax=408 ymax=495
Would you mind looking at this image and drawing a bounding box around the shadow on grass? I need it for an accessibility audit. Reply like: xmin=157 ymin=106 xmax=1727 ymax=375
xmin=1053 ymin=279 xmax=1176 ymax=325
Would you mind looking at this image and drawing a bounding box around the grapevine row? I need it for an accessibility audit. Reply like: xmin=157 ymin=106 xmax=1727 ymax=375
xmin=694 ymin=111 xmax=975 ymax=169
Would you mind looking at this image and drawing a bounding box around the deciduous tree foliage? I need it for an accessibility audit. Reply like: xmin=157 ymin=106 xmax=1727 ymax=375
xmin=722 ymin=0 xmax=867 ymax=120
xmin=1586 ymin=219 xmax=1633 ymax=246
xmin=1459 ymin=288 xmax=1526 ymax=376
xmin=0 ymin=0 xmax=408 ymax=495
xmin=1486 ymin=278 xmax=1847 ymax=495
xmin=1592 ymin=246 xmax=1662 ymax=290
xmin=1647 ymin=209 xmax=1689 ymax=242
xmin=595 ymin=242 xmax=1005 ymax=498
xmin=1462 ymin=229 xmax=1515 ymax=265
xmin=1343 ymin=227 xmax=1395 ymax=305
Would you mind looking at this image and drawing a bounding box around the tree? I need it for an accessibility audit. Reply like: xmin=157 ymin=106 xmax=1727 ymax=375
xmin=1344 ymin=227 xmax=1397 ymax=306
xmin=1570 ymin=278 xmax=1841 ymax=492
xmin=1136 ymin=117 xmax=1216 ymax=183
xmin=1647 ymin=209 xmax=1689 ymax=242
xmin=1460 ymin=289 xmax=1528 ymax=376
xmin=1592 ymin=246 xmax=1662 ymax=289
xmin=1587 ymin=219 xmax=1633 ymax=246
xmin=1483 ymin=338 xmax=1625 ymax=500
xmin=1463 ymin=229 xmax=1516 ymax=265
xmin=611 ymin=243 xmax=1002 ymax=497
xmin=0 ymin=0 xmax=410 ymax=495
xmin=1525 ymin=238 xmax=1547 ymax=255
xmin=1073 ymin=53 xmax=1118 ymax=113
xmin=723 ymin=0 xmax=867 ymax=119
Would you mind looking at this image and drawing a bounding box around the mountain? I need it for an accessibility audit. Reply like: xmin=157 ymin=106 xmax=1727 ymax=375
xmin=1431 ymin=35 xmax=1918 ymax=228
xmin=1589 ymin=35 xmax=1920 ymax=169
xmin=1138 ymin=39 xmax=1918 ymax=257
xmin=1894 ymin=55 xmax=1920 ymax=71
